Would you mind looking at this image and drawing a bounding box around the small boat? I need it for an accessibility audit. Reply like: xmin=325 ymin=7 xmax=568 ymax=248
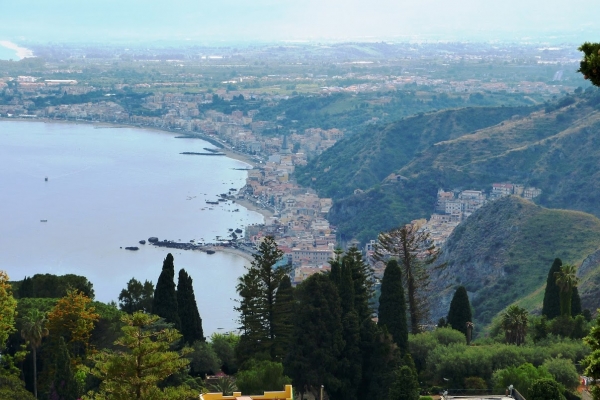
xmin=40 ymin=219 xmax=47 ymax=222
xmin=44 ymin=177 xmax=48 ymax=182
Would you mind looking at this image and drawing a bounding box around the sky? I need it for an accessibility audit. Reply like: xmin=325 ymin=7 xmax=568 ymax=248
xmin=2 ymin=0 xmax=599 ymax=44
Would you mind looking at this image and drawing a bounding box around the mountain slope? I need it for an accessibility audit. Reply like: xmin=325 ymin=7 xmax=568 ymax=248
xmin=327 ymin=91 xmax=600 ymax=243
xmin=429 ymin=196 xmax=600 ymax=326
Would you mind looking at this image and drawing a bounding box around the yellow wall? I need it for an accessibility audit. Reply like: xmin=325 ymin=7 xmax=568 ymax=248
xmin=201 ymin=384 xmax=293 ymax=400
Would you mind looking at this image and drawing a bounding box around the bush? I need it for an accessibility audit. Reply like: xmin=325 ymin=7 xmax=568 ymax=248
xmin=235 ymin=360 xmax=291 ymax=395
xmin=492 ymin=363 xmax=553 ymax=399
xmin=542 ymin=356 xmax=580 ymax=390
xmin=528 ymin=378 xmax=566 ymax=400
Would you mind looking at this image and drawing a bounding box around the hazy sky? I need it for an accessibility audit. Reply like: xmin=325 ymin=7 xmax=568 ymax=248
xmin=2 ymin=0 xmax=599 ymax=44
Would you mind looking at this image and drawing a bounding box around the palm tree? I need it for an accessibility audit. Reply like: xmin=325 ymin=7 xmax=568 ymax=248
xmin=21 ymin=309 xmax=49 ymax=399
xmin=554 ymin=264 xmax=578 ymax=317
xmin=501 ymin=305 xmax=528 ymax=345
xmin=209 ymin=376 xmax=237 ymax=396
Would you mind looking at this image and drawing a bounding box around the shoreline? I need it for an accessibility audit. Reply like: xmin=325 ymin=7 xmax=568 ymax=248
xmin=234 ymin=197 xmax=274 ymax=219
xmin=0 ymin=40 xmax=34 ymax=59
xmin=214 ymin=246 xmax=255 ymax=263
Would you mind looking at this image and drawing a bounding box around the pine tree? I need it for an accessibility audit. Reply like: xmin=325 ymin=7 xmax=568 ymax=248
xmin=118 ymin=278 xmax=154 ymax=314
xmin=235 ymin=236 xmax=290 ymax=362
xmin=343 ymin=247 xmax=374 ymax=322
xmin=542 ymin=258 xmax=562 ymax=320
xmin=389 ymin=365 xmax=420 ymax=400
xmin=378 ymin=259 xmax=408 ymax=354
xmin=446 ymin=286 xmax=472 ymax=339
xmin=272 ymin=275 xmax=294 ymax=361
xmin=177 ymin=269 xmax=204 ymax=345
xmin=152 ymin=253 xmax=181 ymax=330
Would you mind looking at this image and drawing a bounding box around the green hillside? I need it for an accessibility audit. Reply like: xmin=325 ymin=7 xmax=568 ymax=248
xmin=324 ymin=90 xmax=600 ymax=243
xmin=296 ymin=105 xmax=535 ymax=199
xmin=429 ymin=196 xmax=600 ymax=327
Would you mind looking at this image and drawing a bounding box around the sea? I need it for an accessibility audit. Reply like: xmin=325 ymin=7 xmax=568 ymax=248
xmin=0 ymin=121 xmax=264 ymax=336
xmin=0 ymin=41 xmax=26 ymax=60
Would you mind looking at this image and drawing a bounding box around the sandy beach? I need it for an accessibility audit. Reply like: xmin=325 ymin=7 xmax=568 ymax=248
xmin=214 ymin=246 xmax=255 ymax=263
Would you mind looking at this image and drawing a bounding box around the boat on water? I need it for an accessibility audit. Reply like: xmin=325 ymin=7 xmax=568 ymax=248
xmin=40 ymin=219 xmax=47 ymax=222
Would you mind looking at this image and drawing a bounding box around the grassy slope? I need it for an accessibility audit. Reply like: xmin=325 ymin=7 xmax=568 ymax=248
xmin=430 ymin=196 xmax=600 ymax=326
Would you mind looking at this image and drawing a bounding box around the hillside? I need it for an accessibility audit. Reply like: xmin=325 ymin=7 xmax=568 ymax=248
xmin=323 ymin=90 xmax=600 ymax=243
xmin=428 ymin=196 xmax=600 ymax=327
xmin=296 ymin=105 xmax=535 ymax=199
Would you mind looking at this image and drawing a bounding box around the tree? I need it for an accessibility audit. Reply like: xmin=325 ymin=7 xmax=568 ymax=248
xmin=528 ymin=378 xmax=566 ymax=400
xmin=378 ymin=260 xmax=408 ymax=353
xmin=554 ymin=264 xmax=578 ymax=317
xmin=235 ymin=360 xmax=291 ymax=395
xmin=0 ymin=271 xmax=17 ymax=351
xmin=176 ymin=269 xmax=204 ymax=345
xmin=542 ymin=258 xmax=562 ymax=320
xmin=236 ymin=236 xmax=289 ymax=362
xmin=46 ymin=289 xmax=99 ymax=362
xmin=583 ymin=312 xmax=600 ymax=400
xmin=0 ymin=374 xmax=36 ymax=400
xmin=49 ymin=336 xmax=81 ymax=400
xmin=210 ymin=333 xmax=239 ymax=375
xmin=492 ymin=363 xmax=552 ymax=399
xmin=343 ymin=247 xmax=374 ymax=322
xmin=389 ymin=365 xmax=420 ymax=400
xmin=18 ymin=274 xmax=95 ymax=300
xmin=20 ymin=309 xmax=49 ymax=399
xmin=84 ymin=312 xmax=196 ymax=400
xmin=272 ymin=275 xmax=294 ymax=361
xmin=285 ymin=273 xmax=344 ymax=400
xmin=152 ymin=254 xmax=181 ymax=330
xmin=501 ymin=305 xmax=528 ymax=345
xmin=571 ymin=286 xmax=582 ymax=317
xmin=188 ymin=341 xmax=220 ymax=378
xmin=446 ymin=286 xmax=472 ymax=340
xmin=578 ymin=42 xmax=600 ymax=87
xmin=542 ymin=356 xmax=580 ymax=391
xmin=374 ymin=222 xmax=442 ymax=333
xmin=118 ymin=278 xmax=154 ymax=314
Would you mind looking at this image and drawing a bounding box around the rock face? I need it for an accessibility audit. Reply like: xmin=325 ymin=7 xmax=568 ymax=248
xmin=578 ymin=249 xmax=600 ymax=315
xmin=148 ymin=237 xmax=159 ymax=243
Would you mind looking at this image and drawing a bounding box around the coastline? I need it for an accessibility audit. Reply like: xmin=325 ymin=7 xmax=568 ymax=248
xmin=235 ymin=197 xmax=274 ymax=220
xmin=0 ymin=40 xmax=34 ymax=59
xmin=213 ymin=246 xmax=255 ymax=263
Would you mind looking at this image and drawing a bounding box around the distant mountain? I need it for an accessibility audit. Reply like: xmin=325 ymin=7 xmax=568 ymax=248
xmin=306 ymin=90 xmax=600 ymax=243
xmin=429 ymin=196 xmax=600 ymax=327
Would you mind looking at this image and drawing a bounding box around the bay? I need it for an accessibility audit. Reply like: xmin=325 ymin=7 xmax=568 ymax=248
xmin=0 ymin=121 xmax=263 ymax=336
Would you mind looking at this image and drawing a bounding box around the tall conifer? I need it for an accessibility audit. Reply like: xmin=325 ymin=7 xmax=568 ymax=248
xmin=177 ymin=269 xmax=204 ymax=345
xmin=378 ymin=259 xmax=408 ymax=354
xmin=542 ymin=258 xmax=562 ymax=320
xmin=446 ymin=286 xmax=472 ymax=339
xmin=152 ymin=253 xmax=180 ymax=330
xmin=272 ymin=275 xmax=294 ymax=361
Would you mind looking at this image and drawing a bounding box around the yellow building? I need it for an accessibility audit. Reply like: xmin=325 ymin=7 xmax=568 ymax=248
xmin=201 ymin=385 xmax=293 ymax=400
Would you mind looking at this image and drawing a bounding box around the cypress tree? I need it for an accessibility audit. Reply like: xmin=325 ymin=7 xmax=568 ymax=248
xmin=177 ymin=269 xmax=204 ymax=345
xmin=378 ymin=259 xmax=408 ymax=354
xmin=152 ymin=253 xmax=180 ymax=330
xmin=446 ymin=286 xmax=472 ymax=338
xmin=542 ymin=258 xmax=562 ymax=320
xmin=272 ymin=275 xmax=294 ymax=361
xmin=49 ymin=336 xmax=80 ymax=400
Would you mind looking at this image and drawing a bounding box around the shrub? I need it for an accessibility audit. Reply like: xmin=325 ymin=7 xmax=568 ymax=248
xmin=528 ymin=378 xmax=566 ymax=400
xmin=542 ymin=356 xmax=579 ymax=390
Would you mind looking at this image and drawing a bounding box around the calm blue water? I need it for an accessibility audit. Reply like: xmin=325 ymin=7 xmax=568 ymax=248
xmin=0 ymin=121 xmax=263 ymax=335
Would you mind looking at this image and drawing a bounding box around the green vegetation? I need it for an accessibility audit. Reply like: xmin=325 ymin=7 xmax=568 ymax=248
xmin=446 ymin=286 xmax=472 ymax=340
xmin=378 ymin=260 xmax=409 ymax=353
xmin=152 ymin=253 xmax=181 ymax=330
xmin=177 ymin=269 xmax=205 ymax=345
xmin=578 ymin=42 xmax=600 ymax=87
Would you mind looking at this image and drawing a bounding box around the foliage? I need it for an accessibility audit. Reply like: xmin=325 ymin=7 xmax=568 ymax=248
xmin=20 ymin=308 xmax=49 ymax=398
xmin=210 ymin=333 xmax=239 ymax=375
xmin=17 ymin=273 xmax=95 ymax=300
xmin=446 ymin=286 xmax=472 ymax=340
xmin=236 ymin=236 xmax=290 ymax=362
xmin=0 ymin=271 xmax=17 ymax=351
xmin=272 ymin=275 xmax=294 ymax=361
xmin=152 ymin=253 xmax=181 ymax=330
xmin=0 ymin=374 xmax=36 ymax=400
xmin=528 ymin=378 xmax=566 ymax=400
xmin=188 ymin=340 xmax=220 ymax=378
xmin=555 ymin=265 xmax=578 ymax=317
xmin=389 ymin=365 xmax=420 ymax=400
xmin=378 ymin=259 xmax=408 ymax=353
xmin=285 ymin=273 xmax=344 ymax=400
xmin=118 ymin=278 xmax=154 ymax=314
xmin=235 ymin=359 xmax=291 ymax=395
xmin=84 ymin=312 xmax=196 ymax=400
xmin=501 ymin=305 xmax=528 ymax=345
xmin=492 ymin=363 xmax=552 ymax=399
xmin=583 ymin=311 xmax=600 ymax=399
xmin=49 ymin=336 xmax=82 ymax=400
xmin=542 ymin=356 xmax=580 ymax=391
xmin=374 ymin=222 xmax=442 ymax=334
xmin=177 ymin=269 xmax=204 ymax=345
xmin=47 ymin=289 xmax=100 ymax=362
xmin=208 ymin=376 xmax=237 ymax=396
xmin=543 ymin=258 xmax=563 ymax=320
xmin=464 ymin=376 xmax=488 ymax=393
xmin=578 ymin=42 xmax=600 ymax=87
